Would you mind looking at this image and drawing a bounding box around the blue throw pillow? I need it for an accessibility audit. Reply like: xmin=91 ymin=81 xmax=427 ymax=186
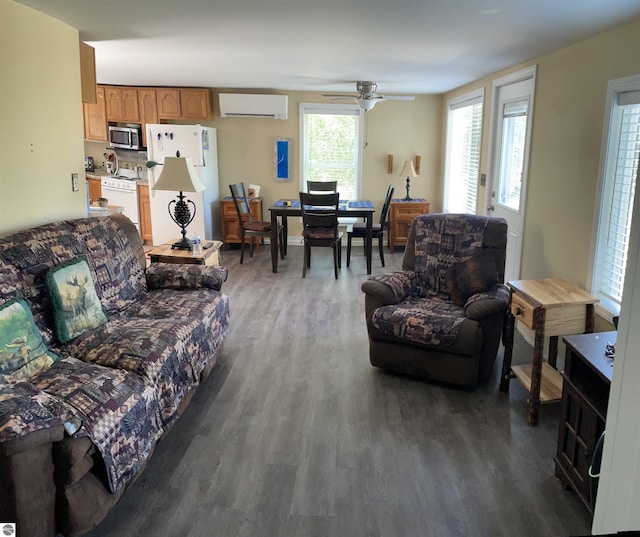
xmin=46 ymin=257 xmax=108 ymax=343
xmin=0 ymin=298 xmax=61 ymax=381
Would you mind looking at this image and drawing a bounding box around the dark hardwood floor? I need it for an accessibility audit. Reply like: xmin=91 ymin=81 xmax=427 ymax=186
xmin=85 ymin=243 xmax=592 ymax=537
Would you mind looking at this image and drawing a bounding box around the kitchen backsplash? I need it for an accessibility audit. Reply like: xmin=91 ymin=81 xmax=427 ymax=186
xmin=84 ymin=141 xmax=147 ymax=174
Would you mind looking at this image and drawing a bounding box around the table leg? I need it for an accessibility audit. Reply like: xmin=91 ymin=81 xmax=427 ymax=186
xmin=548 ymin=336 xmax=558 ymax=368
xmin=500 ymin=306 xmax=515 ymax=393
xmin=528 ymin=307 xmax=546 ymax=427
xmin=270 ymin=211 xmax=279 ymax=273
xmin=281 ymin=216 xmax=288 ymax=256
xmin=366 ymin=213 xmax=373 ymax=274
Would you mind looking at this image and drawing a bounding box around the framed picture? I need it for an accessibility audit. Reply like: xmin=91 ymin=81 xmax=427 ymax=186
xmin=275 ymin=138 xmax=290 ymax=181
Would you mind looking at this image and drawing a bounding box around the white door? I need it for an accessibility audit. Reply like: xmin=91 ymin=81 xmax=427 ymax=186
xmin=486 ymin=67 xmax=536 ymax=282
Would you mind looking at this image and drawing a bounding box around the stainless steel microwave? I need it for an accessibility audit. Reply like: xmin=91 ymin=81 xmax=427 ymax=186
xmin=108 ymin=126 xmax=142 ymax=150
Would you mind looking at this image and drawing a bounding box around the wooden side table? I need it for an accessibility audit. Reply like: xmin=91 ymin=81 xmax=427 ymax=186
xmin=219 ymin=196 xmax=263 ymax=251
xmin=499 ymin=278 xmax=599 ymax=426
xmin=148 ymin=240 xmax=223 ymax=266
xmin=554 ymin=331 xmax=613 ymax=515
xmin=387 ymin=199 xmax=430 ymax=251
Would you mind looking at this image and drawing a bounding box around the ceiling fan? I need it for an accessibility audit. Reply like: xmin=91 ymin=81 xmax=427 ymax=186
xmin=322 ymin=81 xmax=415 ymax=111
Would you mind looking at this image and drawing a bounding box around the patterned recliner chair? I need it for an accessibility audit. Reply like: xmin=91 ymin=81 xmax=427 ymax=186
xmin=361 ymin=213 xmax=509 ymax=387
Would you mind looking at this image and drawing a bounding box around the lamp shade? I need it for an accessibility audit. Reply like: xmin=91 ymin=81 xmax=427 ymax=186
xmin=399 ymin=160 xmax=417 ymax=178
xmin=152 ymin=157 xmax=206 ymax=193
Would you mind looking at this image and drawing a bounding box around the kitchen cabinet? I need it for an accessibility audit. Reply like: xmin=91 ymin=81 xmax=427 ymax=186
xmin=86 ymin=176 xmax=102 ymax=203
xmin=388 ymin=199 xmax=430 ymax=251
xmin=138 ymin=89 xmax=158 ymax=148
xmin=137 ymin=183 xmax=153 ymax=245
xmin=157 ymin=89 xmax=182 ymax=119
xmin=105 ymin=86 xmax=140 ymax=122
xmin=83 ymin=86 xmax=108 ymax=142
xmin=79 ymin=42 xmax=96 ymax=104
xmin=157 ymin=88 xmax=212 ymax=120
xmin=220 ymin=197 xmax=263 ymax=248
xmin=181 ymin=89 xmax=212 ymax=119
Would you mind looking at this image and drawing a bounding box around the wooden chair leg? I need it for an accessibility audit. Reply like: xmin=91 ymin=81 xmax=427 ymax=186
xmin=347 ymin=234 xmax=352 ymax=267
xmin=302 ymin=242 xmax=308 ymax=278
xmin=239 ymin=231 xmax=245 ymax=264
xmin=279 ymin=229 xmax=285 ymax=260
xmin=338 ymin=237 xmax=342 ymax=268
xmin=249 ymin=236 xmax=255 ymax=258
xmin=333 ymin=244 xmax=339 ymax=279
xmin=378 ymin=235 xmax=385 ymax=267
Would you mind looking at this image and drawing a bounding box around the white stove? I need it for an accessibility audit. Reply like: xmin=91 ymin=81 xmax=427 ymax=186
xmin=100 ymin=172 xmax=141 ymax=229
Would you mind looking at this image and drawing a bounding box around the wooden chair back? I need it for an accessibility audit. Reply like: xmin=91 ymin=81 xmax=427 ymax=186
xmin=307 ymin=180 xmax=338 ymax=193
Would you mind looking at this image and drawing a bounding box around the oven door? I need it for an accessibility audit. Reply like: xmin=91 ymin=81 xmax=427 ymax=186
xmin=100 ymin=182 xmax=140 ymax=227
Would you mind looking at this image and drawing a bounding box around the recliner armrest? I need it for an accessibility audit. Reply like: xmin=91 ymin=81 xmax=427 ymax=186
xmin=146 ymin=263 xmax=228 ymax=291
xmin=464 ymin=284 xmax=509 ymax=320
xmin=361 ymin=271 xmax=416 ymax=305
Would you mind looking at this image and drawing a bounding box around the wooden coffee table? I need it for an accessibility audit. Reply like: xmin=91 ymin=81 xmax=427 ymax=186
xmin=147 ymin=240 xmax=223 ymax=266
xmin=499 ymin=278 xmax=599 ymax=426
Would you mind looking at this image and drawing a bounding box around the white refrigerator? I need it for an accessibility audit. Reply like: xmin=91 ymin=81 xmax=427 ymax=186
xmin=146 ymin=124 xmax=220 ymax=245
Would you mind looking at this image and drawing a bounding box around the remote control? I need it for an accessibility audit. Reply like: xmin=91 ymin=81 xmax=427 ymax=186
xmin=203 ymin=241 xmax=214 ymax=249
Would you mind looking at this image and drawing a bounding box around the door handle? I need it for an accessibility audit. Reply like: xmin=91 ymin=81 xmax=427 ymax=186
xmin=487 ymin=205 xmax=495 ymax=212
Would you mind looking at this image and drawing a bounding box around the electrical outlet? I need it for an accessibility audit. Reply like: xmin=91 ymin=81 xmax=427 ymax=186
xmin=71 ymin=173 xmax=79 ymax=192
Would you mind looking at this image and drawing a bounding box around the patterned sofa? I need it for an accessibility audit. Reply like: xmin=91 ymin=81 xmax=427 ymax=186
xmin=361 ymin=213 xmax=508 ymax=387
xmin=0 ymin=215 xmax=230 ymax=537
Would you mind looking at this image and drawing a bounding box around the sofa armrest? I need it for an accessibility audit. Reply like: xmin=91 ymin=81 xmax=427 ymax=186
xmin=146 ymin=263 xmax=228 ymax=291
xmin=361 ymin=271 xmax=416 ymax=305
xmin=464 ymin=283 xmax=510 ymax=320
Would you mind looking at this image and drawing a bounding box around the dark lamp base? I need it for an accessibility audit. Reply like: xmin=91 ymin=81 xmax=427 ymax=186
xmin=171 ymin=238 xmax=194 ymax=250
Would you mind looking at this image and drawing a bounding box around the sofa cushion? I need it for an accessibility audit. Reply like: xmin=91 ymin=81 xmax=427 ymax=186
xmin=446 ymin=250 xmax=499 ymax=306
xmin=69 ymin=218 xmax=147 ymax=314
xmin=412 ymin=214 xmax=489 ymax=299
xmin=145 ymin=263 xmax=228 ymax=291
xmin=64 ymin=290 xmax=229 ymax=426
xmin=0 ymin=298 xmax=61 ymax=381
xmin=371 ymin=296 xmax=466 ymax=347
xmin=46 ymin=258 xmax=108 ymax=344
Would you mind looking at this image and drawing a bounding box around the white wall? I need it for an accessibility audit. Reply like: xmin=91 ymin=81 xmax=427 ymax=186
xmin=0 ymin=0 xmax=87 ymax=235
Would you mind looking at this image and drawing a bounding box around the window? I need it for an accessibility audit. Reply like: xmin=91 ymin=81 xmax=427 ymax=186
xmin=592 ymin=76 xmax=640 ymax=316
xmin=299 ymin=103 xmax=363 ymax=199
xmin=444 ymin=90 xmax=483 ymax=214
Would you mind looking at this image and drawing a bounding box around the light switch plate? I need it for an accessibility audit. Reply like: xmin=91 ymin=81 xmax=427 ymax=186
xmin=71 ymin=173 xmax=79 ymax=192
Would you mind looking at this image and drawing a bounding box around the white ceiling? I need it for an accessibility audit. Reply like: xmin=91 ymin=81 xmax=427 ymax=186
xmin=17 ymin=0 xmax=640 ymax=95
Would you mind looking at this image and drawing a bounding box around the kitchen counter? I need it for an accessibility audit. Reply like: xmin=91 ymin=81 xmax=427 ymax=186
xmin=86 ymin=171 xmax=148 ymax=185
xmin=88 ymin=204 xmax=124 ymax=217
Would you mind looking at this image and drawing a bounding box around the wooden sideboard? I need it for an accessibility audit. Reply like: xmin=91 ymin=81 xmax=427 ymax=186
xmin=387 ymin=199 xmax=430 ymax=251
xmin=554 ymin=331 xmax=614 ymax=514
xmin=220 ymin=197 xmax=263 ymax=249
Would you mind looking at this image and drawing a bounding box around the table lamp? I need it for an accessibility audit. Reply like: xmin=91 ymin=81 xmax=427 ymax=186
xmin=152 ymin=156 xmax=206 ymax=250
xmin=399 ymin=160 xmax=417 ymax=200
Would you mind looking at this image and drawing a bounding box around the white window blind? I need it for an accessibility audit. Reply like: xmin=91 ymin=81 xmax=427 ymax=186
xmin=444 ymin=91 xmax=483 ymax=214
xmin=300 ymin=103 xmax=362 ymax=199
xmin=593 ymin=88 xmax=640 ymax=315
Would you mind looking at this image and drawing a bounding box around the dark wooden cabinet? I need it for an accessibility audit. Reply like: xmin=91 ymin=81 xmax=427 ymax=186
xmin=554 ymin=331 xmax=614 ymax=515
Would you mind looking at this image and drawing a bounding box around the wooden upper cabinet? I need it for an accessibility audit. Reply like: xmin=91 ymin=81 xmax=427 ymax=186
xmin=181 ymin=89 xmax=212 ymax=119
xmin=138 ymin=89 xmax=158 ymax=148
xmin=83 ymin=86 xmax=108 ymax=142
xmin=105 ymin=86 xmax=139 ymax=122
xmin=79 ymin=42 xmax=97 ymax=104
xmin=157 ymin=89 xmax=182 ymax=119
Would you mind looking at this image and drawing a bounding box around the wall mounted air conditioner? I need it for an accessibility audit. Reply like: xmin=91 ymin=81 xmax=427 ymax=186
xmin=218 ymin=93 xmax=288 ymax=119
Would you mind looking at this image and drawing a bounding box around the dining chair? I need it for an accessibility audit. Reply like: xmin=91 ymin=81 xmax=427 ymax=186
xmin=299 ymin=191 xmax=343 ymax=279
xmin=307 ymin=180 xmax=338 ymax=193
xmin=229 ymin=182 xmax=285 ymax=264
xmin=347 ymin=185 xmax=394 ymax=268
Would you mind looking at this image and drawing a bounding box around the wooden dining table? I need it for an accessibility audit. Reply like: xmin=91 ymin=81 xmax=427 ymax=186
xmin=269 ymin=199 xmax=376 ymax=274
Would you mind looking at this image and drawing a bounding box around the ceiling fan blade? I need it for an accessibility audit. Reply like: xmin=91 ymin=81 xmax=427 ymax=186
xmin=379 ymin=95 xmax=415 ymax=101
xmin=321 ymin=94 xmax=357 ymax=99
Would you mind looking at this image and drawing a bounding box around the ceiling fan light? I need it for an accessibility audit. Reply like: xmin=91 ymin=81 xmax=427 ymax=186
xmin=357 ymin=98 xmax=377 ymax=111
